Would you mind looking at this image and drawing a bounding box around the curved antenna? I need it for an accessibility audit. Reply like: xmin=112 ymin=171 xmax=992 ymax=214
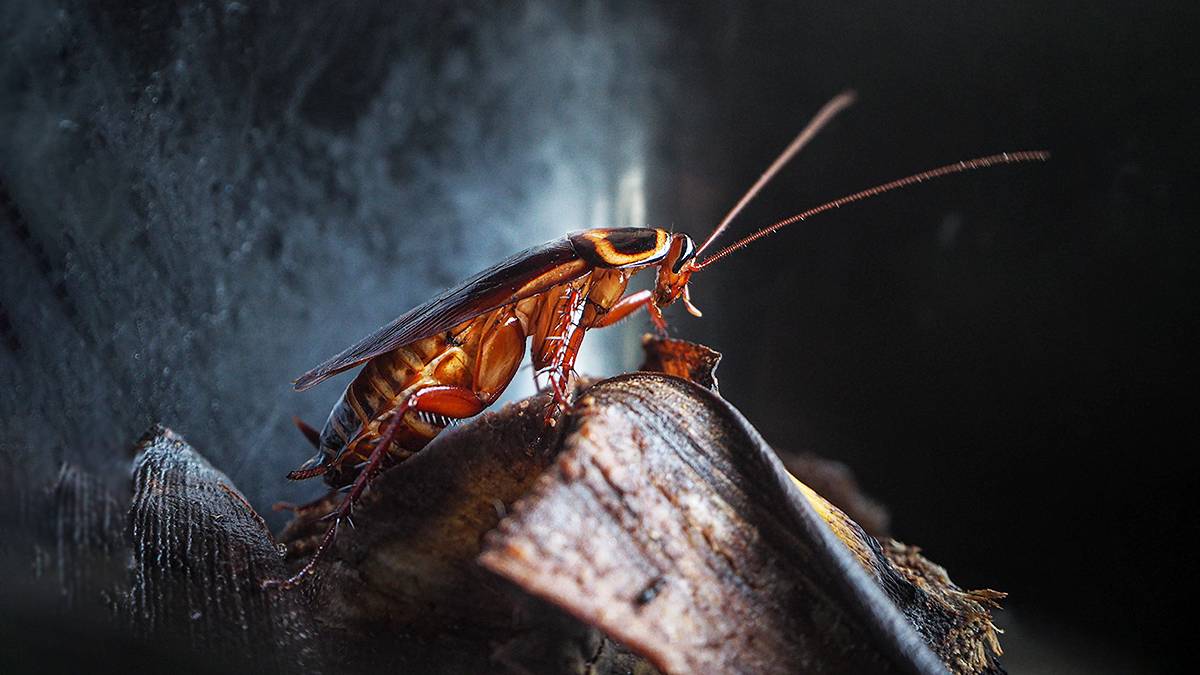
xmin=694 ymin=90 xmax=858 ymax=258
xmin=695 ymin=150 xmax=1050 ymax=270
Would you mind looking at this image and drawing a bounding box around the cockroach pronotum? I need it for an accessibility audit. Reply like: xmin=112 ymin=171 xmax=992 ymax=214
xmin=262 ymin=92 xmax=1048 ymax=590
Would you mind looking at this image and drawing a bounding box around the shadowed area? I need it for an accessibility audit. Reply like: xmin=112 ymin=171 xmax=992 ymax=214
xmin=0 ymin=1 xmax=1189 ymax=670
xmin=92 ymin=356 xmax=1001 ymax=673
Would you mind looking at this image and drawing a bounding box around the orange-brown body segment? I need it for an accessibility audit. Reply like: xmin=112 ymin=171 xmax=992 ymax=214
xmin=302 ymin=265 xmax=637 ymax=486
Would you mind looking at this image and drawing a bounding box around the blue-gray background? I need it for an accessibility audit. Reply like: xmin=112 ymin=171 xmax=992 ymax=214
xmin=1 ymin=1 xmax=1193 ymax=671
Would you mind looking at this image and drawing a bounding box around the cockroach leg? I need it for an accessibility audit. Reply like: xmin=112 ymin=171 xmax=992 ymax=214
xmin=647 ymin=303 xmax=668 ymax=337
xmin=271 ymin=489 xmax=338 ymax=517
xmin=263 ymin=386 xmax=484 ymax=591
xmin=543 ymin=375 xmax=571 ymax=426
xmin=261 ymin=423 xmax=399 ymax=590
xmin=592 ymin=289 xmax=651 ymax=328
xmin=591 ymin=289 xmax=668 ymax=336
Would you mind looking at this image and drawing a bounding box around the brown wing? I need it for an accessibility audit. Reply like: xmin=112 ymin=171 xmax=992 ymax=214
xmin=294 ymin=237 xmax=589 ymax=390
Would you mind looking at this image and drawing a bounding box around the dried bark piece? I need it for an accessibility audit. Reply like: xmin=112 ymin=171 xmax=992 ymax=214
xmin=638 ymin=334 xmax=722 ymax=392
xmin=490 ymin=594 xmax=663 ymax=675
xmin=879 ymin=541 xmax=1006 ymax=674
xmin=277 ymin=391 xmax=657 ymax=673
xmin=788 ymin=479 xmax=1004 ymax=673
xmin=480 ymin=373 xmax=948 ymax=675
xmin=122 ymin=342 xmax=997 ymax=673
xmin=291 ymin=396 xmax=561 ymax=633
xmin=779 ymin=451 xmax=891 ymax=538
xmin=640 ymin=335 xmax=891 ymax=536
xmin=128 ymin=425 xmax=317 ymax=670
xmin=637 ymin=336 xmax=1002 ymax=672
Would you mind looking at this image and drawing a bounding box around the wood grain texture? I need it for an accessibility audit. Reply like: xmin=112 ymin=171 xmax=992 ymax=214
xmin=115 ymin=359 xmax=1000 ymax=673
xmin=273 ymin=389 xmax=656 ymax=673
xmin=128 ymin=425 xmax=318 ymax=671
xmin=480 ymin=373 xmax=949 ymax=675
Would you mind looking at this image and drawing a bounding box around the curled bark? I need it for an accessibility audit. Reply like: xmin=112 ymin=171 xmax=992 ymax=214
xmin=117 ymin=339 xmax=1003 ymax=673
xmin=479 ymin=373 xmax=948 ymax=674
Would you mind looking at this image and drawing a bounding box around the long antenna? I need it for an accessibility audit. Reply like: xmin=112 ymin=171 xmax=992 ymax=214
xmin=694 ymin=90 xmax=858 ymax=258
xmin=694 ymin=150 xmax=1050 ymax=270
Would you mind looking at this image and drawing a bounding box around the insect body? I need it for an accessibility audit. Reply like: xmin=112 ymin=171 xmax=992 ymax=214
xmin=263 ymin=92 xmax=1047 ymax=590
xmin=286 ymin=228 xmax=689 ymax=489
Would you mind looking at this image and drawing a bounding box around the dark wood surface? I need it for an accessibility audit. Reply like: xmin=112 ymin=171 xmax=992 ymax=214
xmin=91 ymin=341 xmax=1003 ymax=673
xmin=481 ymin=373 xmax=946 ymax=674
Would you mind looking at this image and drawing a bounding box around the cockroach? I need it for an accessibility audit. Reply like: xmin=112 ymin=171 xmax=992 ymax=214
xmin=262 ymin=92 xmax=1047 ymax=590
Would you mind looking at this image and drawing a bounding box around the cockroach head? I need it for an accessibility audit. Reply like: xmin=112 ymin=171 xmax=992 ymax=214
xmin=653 ymin=233 xmax=702 ymax=317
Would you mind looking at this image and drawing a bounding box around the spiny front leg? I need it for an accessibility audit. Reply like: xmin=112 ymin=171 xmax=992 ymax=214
xmin=261 ymin=385 xmax=485 ymax=591
xmin=591 ymin=289 xmax=668 ymax=336
xmin=534 ymin=350 xmax=580 ymax=425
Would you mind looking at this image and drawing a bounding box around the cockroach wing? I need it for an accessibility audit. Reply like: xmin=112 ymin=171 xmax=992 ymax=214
xmin=294 ymin=237 xmax=589 ymax=390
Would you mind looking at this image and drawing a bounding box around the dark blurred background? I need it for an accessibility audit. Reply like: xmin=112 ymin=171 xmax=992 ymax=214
xmin=1 ymin=1 xmax=1194 ymax=672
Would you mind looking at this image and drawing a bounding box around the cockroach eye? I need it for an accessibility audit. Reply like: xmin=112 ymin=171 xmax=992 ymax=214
xmin=671 ymin=236 xmax=696 ymax=274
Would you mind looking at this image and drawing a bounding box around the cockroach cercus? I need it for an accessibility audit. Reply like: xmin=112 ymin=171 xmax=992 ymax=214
xmin=262 ymin=91 xmax=1048 ymax=590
